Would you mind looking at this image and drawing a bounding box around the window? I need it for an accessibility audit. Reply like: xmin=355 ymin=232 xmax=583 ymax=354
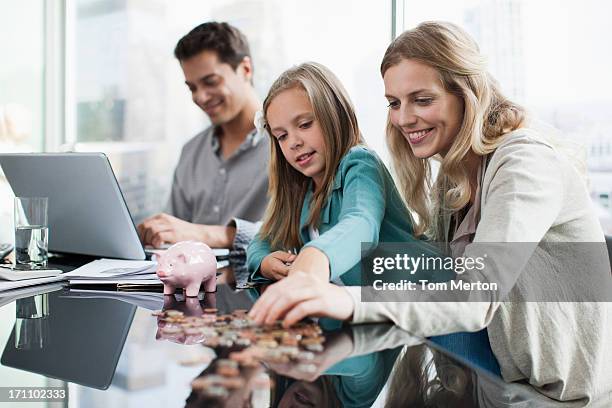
xmin=70 ymin=0 xmax=392 ymax=223
xmin=399 ymin=0 xmax=612 ymax=233
xmin=0 ymin=0 xmax=46 ymax=243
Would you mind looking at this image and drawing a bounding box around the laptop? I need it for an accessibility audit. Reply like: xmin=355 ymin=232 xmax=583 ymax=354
xmin=0 ymin=153 xmax=146 ymax=260
xmin=0 ymin=153 xmax=231 ymax=262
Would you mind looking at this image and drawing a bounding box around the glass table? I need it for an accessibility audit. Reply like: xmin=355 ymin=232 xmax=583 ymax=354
xmin=0 ymin=264 xmax=578 ymax=408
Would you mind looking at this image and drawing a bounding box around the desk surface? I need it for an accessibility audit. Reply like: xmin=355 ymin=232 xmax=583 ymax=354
xmin=0 ymin=267 xmax=576 ymax=407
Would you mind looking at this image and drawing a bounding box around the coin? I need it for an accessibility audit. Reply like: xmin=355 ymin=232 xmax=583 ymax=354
xmin=296 ymin=351 xmax=315 ymax=361
xmin=202 ymin=385 xmax=229 ymax=398
xmin=304 ymin=343 xmax=324 ymax=352
xmin=296 ymin=363 xmax=317 ymax=373
xmin=301 ymin=336 xmax=324 ymax=346
xmin=204 ymin=337 xmax=220 ymax=347
xmin=236 ymin=338 xmax=251 ymax=347
xmin=160 ymin=326 xmax=182 ymax=334
xmin=217 ymin=366 xmax=240 ymax=377
xmin=276 ymin=346 xmax=299 ymax=357
xmin=221 ymin=377 xmax=245 ymax=389
xmin=281 ymin=336 xmax=299 ymax=347
xmin=232 ymin=309 xmax=248 ymax=316
xmin=218 ymin=338 xmax=234 ymax=347
xmin=256 ymin=339 xmax=279 ymax=348
xmin=165 ymin=310 xmax=184 ymax=317
xmin=217 ymin=359 xmax=238 ymax=369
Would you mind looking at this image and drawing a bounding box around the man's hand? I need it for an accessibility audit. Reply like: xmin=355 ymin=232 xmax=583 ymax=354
xmin=137 ymin=213 xmax=198 ymax=247
xmin=260 ymin=251 xmax=297 ymax=281
xmin=137 ymin=213 xmax=235 ymax=248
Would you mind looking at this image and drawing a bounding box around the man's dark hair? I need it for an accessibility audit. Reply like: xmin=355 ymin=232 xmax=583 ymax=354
xmin=174 ymin=21 xmax=251 ymax=71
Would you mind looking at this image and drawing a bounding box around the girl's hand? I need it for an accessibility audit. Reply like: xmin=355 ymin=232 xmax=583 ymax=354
xmin=248 ymin=270 xmax=355 ymax=327
xmin=260 ymin=251 xmax=297 ymax=280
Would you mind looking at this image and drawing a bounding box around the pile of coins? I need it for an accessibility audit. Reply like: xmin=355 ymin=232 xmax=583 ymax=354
xmin=154 ymin=308 xmax=325 ymax=398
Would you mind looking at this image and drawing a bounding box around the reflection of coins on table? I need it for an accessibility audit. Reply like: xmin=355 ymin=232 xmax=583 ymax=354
xmin=154 ymin=307 xmax=327 ymax=394
xmin=297 ymin=363 xmax=317 ymax=373
xmin=257 ymin=339 xmax=279 ymax=348
xmin=203 ymin=385 xmax=229 ymax=398
xmin=160 ymin=326 xmax=182 ymax=334
xmin=222 ymin=377 xmax=245 ymax=390
xmin=296 ymin=351 xmax=315 ymax=361
xmin=216 ymin=359 xmax=240 ymax=377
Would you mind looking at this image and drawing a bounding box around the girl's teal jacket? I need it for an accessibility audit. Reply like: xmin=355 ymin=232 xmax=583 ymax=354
xmin=247 ymin=146 xmax=435 ymax=285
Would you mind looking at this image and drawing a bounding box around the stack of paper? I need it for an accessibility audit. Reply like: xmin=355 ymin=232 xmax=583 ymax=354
xmin=0 ymin=282 xmax=64 ymax=308
xmin=62 ymin=289 xmax=164 ymax=310
xmin=64 ymin=259 xmax=160 ymax=286
xmin=0 ymin=275 xmax=64 ymax=296
xmin=1 ymin=253 xmax=232 ymax=292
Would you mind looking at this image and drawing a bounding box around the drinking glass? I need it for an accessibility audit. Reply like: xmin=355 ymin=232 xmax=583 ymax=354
xmin=14 ymin=197 xmax=48 ymax=268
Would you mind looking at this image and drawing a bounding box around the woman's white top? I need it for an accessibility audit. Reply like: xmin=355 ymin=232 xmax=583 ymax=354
xmin=344 ymin=128 xmax=612 ymax=404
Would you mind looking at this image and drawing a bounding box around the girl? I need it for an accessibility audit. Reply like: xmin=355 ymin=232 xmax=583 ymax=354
xmin=249 ymin=22 xmax=612 ymax=403
xmin=246 ymin=62 xmax=434 ymax=287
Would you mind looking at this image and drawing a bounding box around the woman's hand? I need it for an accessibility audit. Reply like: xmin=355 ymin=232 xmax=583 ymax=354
xmin=248 ymin=270 xmax=355 ymax=327
xmin=260 ymin=251 xmax=296 ymax=280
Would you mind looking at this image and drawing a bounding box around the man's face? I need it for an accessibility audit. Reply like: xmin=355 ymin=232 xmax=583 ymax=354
xmin=180 ymin=51 xmax=252 ymax=125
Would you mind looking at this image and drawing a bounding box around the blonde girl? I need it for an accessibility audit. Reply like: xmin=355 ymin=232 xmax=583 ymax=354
xmin=247 ymin=62 xmax=429 ymax=289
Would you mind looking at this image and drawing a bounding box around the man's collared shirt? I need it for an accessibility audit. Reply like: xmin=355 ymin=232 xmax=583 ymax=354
xmin=167 ymin=126 xmax=269 ymax=226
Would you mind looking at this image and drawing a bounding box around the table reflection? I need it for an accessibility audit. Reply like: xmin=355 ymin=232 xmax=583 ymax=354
xmin=14 ymin=293 xmax=49 ymax=350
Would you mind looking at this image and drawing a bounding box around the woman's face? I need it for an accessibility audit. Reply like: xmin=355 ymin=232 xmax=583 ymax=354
xmin=266 ymin=87 xmax=327 ymax=188
xmin=383 ymin=58 xmax=464 ymax=159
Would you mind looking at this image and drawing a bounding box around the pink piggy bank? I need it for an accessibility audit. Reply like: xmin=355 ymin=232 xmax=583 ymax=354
xmin=156 ymin=241 xmax=217 ymax=297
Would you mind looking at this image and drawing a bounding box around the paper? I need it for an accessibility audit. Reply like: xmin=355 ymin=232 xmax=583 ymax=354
xmin=68 ymin=278 xmax=161 ymax=286
xmin=2 ymin=256 xmax=230 ymax=292
xmin=0 ymin=275 xmax=66 ymax=293
xmin=0 ymin=267 xmax=63 ymax=281
xmin=0 ymin=282 xmax=64 ymax=308
xmin=63 ymin=289 xmax=164 ymax=310
xmin=63 ymin=259 xmax=156 ymax=279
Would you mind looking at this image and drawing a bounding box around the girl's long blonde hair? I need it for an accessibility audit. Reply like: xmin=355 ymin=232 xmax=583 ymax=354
xmin=259 ymin=62 xmax=363 ymax=250
xmin=382 ymin=21 xmax=525 ymax=238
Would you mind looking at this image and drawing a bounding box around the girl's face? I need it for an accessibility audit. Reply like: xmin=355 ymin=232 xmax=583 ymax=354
xmin=383 ymin=58 xmax=464 ymax=159
xmin=266 ymin=87 xmax=327 ymax=188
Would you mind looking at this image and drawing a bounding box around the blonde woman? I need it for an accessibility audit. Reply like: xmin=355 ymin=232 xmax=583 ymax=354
xmin=246 ymin=62 xmax=435 ymax=285
xmin=250 ymin=22 xmax=612 ymax=403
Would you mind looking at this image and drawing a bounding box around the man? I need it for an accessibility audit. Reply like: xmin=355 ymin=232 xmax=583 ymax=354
xmin=137 ymin=22 xmax=268 ymax=258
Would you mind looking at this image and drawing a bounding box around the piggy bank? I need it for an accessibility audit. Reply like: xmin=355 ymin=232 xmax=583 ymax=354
xmin=156 ymin=241 xmax=217 ymax=297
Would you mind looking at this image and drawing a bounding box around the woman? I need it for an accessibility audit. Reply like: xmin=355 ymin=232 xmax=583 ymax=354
xmin=249 ymin=22 xmax=611 ymax=403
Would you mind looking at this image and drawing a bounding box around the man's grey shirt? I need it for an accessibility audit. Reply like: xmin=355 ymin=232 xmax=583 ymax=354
xmin=167 ymin=125 xmax=269 ymax=230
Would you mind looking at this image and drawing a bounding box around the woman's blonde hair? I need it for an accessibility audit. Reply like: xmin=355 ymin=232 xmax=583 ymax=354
xmin=381 ymin=21 xmax=525 ymax=238
xmin=259 ymin=62 xmax=363 ymax=250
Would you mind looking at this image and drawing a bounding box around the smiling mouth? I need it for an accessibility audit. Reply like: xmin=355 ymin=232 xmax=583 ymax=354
xmin=405 ymin=128 xmax=434 ymax=144
xmin=203 ymin=98 xmax=223 ymax=113
xmin=296 ymin=151 xmax=315 ymax=165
